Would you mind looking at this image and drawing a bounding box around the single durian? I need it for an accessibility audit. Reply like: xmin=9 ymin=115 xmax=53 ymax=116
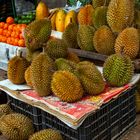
xmin=62 ymin=23 xmax=79 ymax=49
xmin=45 ymin=39 xmax=68 ymax=59
xmin=24 ymin=19 xmax=52 ymax=51
xmin=107 ymin=0 xmax=134 ymax=33
xmin=31 ymin=52 xmax=55 ymax=96
xmin=78 ymin=4 xmax=94 ymax=25
xmin=0 ymin=104 xmax=12 ymax=118
xmin=66 ymin=52 xmax=80 ymax=63
xmin=93 ymin=25 xmax=115 ymax=55
xmin=77 ymin=25 xmax=95 ymax=51
xmin=115 ymin=27 xmax=139 ymax=59
xmin=24 ymin=66 xmax=33 ymax=87
xmin=77 ymin=61 xmax=105 ymax=95
xmin=92 ymin=0 xmax=111 ymax=8
xmin=0 ymin=113 xmax=34 ymax=140
xmin=92 ymin=6 xmax=108 ymax=29
xmin=51 ymin=70 xmax=83 ymax=102
xmin=103 ymin=54 xmax=134 ymax=87
xmin=8 ymin=53 xmax=30 ymax=84
xmin=26 ymin=48 xmax=42 ymax=62
xmin=55 ymin=58 xmax=78 ymax=75
xmin=29 ymin=129 xmax=63 ymax=140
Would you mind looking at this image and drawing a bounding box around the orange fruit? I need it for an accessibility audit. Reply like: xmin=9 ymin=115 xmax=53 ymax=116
xmin=1 ymin=36 xmax=7 ymax=42
xmin=13 ymin=38 xmax=19 ymax=46
xmin=6 ymin=30 xmax=11 ymax=37
xmin=0 ymin=28 xmax=3 ymax=35
xmin=8 ymin=24 xmax=16 ymax=31
xmin=0 ymin=35 xmax=3 ymax=41
xmin=11 ymin=31 xmax=16 ymax=37
xmin=6 ymin=17 xmax=14 ymax=24
xmin=10 ymin=37 xmax=15 ymax=45
xmin=18 ymin=39 xmax=25 ymax=47
xmin=0 ymin=22 xmax=5 ymax=28
xmin=3 ymin=23 xmax=9 ymax=30
xmin=19 ymin=33 xmax=24 ymax=39
xmin=14 ymin=31 xmax=20 ymax=38
xmin=3 ymin=30 xmax=8 ymax=36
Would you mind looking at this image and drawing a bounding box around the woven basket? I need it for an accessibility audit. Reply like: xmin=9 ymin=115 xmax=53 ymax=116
xmin=135 ymin=91 xmax=140 ymax=113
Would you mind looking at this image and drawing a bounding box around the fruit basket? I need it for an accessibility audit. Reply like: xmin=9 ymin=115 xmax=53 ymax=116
xmin=6 ymin=86 xmax=136 ymax=140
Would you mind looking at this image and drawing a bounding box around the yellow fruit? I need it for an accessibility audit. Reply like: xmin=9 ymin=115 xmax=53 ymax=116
xmin=115 ymin=27 xmax=139 ymax=59
xmin=50 ymin=10 xmax=58 ymax=30
xmin=64 ymin=10 xmax=77 ymax=28
xmin=36 ymin=1 xmax=49 ymax=20
xmin=107 ymin=0 xmax=134 ymax=33
xmin=78 ymin=4 xmax=94 ymax=25
xmin=55 ymin=9 xmax=66 ymax=32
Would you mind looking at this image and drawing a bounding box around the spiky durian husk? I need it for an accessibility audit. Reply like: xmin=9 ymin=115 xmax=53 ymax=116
xmin=31 ymin=53 xmax=55 ymax=96
xmin=0 ymin=113 xmax=34 ymax=140
xmin=77 ymin=4 xmax=94 ymax=25
xmin=26 ymin=48 xmax=42 ymax=62
xmin=93 ymin=25 xmax=115 ymax=55
xmin=51 ymin=70 xmax=83 ymax=102
xmin=0 ymin=104 xmax=12 ymax=118
xmin=8 ymin=56 xmax=30 ymax=84
xmin=45 ymin=39 xmax=68 ymax=60
xmin=24 ymin=66 xmax=33 ymax=87
xmin=107 ymin=0 xmax=134 ymax=33
xmin=103 ymin=54 xmax=134 ymax=87
xmin=92 ymin=0 xmax=110 ymax=8
xmin=24 ymin=19 xmax=52 ymax=51
xmin=62 ymin=23 xmax=79 ymax=49
xmin=55 ymin=58 xmax=78 ymax=76
xmin=115 ymin=27 xmax=139 ymax=59
xmin=77 ymin=25 xmax=95 ymax=51
xmin=66 ymin=52 xmax=80 ymax=63
xmin=92 ymin=6 xmax=108 ymax=29
xmin=29 ymin=129 xmax=63 ymax=140
xmin=77 ymin=61 xmax=105 ymax=95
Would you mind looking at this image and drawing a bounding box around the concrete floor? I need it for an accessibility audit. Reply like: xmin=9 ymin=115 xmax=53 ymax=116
xmin=0 ymin=70 xmax=140 ymax=140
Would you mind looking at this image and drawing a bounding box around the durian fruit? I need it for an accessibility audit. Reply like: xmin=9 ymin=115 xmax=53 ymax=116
xmin=93 ymin=25 xmax=115 ymax=55
xmin=64 ymin=10 xmax=77 ymax=29
xmin=77 ymin=61 xmax=105 ymax=95
xmin=55 ymin=58 xmax=78 ymax=75
xmin=66 ymin=52 xmax=80 ymax=63
xmin=24 ymin=66 xmax=33 ymax=87
xmin=107 ymin=0 xmax=134 ymax=33
xmin=92 ymin=0 xmax=110 ymax=8
xmin=51 ymin=70 xmax=83 ymax=102
xmin=55 ymin=9 xmax=66 ymax=32
xmin=29 ymin=129 xmax=63 ymax=140
xmin=77 ymin=25 xmax=95 ymax=51
xmin=0 ymin=113 xmax=34 ymax=140
xmin=26 ymin=48 xmax=42 ymax=62
xmin=24 ymin=19 xmax=52 ymax=51
xmin=0 ymin=104 xmax=12 ymax=118
xmin=8 ymin=53 xmax=30 ymax=84
xmin=103 ymin=54 xmax=134 ymax=87
xmin=45 ymin=39 xmax=68 ymax=59
xmin=92 ymin=6 xmax=108 ymax=29
xmin=115 ymin=27 xmax=139 ymax=59
xmin=31 ymin=52 xmax=55 ymax=96
xmin=62 ymin=22 xmax=79 ymax=49
xmin=77 ymin=4 xmax=94 ymax=25
xmin=36 ymin=1 xmax=49 ymax=20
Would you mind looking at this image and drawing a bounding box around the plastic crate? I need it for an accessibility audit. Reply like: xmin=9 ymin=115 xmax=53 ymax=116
xmin=7 ymin=95 xmax=42 ymax=131
xmin=0 ymin=90 xmax=7 ymax=104
xmin=41 ymin=86 xmax=136 ymax=140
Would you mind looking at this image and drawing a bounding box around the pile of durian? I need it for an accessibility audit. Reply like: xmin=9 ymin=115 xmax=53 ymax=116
xmin=7 ymin=0 xmax=137 ymax=103
xmin=0 ymin=103 xmax=63 ymax=140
